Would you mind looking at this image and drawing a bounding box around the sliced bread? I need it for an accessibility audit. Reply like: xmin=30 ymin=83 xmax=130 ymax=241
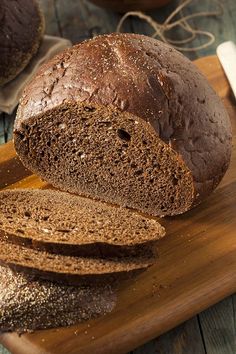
xmin=0 ymin=266 xmax=116 ymax=332
xmin=0 ymin=189 xmax=165 ymax=257
xmin=0 ymin=240 xmax=155 ymax=285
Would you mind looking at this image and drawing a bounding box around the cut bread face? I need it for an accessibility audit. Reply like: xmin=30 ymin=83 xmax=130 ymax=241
xmin=14 ymin=103 xmax=194 ymax=217
xmin=0 ymin=189 xmax=165 ymax=257
xmin=0 ymin=266 xmax=116 ymax=332
xmin=0 ymin=240 xmax=154 ymax=285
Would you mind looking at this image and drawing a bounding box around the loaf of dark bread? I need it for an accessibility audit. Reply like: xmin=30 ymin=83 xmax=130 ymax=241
xmin=0 ymin=189 xmax=165 ymax=257
xmin=14 ymin=33 xmax=232 ymax=216
xmin=0 ymin=0 xmax=44 ymax=86
xmin=0 ymin=266 xmax=116 ymax=332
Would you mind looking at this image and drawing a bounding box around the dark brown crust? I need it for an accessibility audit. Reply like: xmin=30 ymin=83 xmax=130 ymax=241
xmin=15 ymin=33 xmax=232 ymax=209
xmin=0 ymin=0 xmax=45 ymax=86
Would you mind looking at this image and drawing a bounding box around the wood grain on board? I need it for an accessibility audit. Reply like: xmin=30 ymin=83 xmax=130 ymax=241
xmin=0 ymin=56 xmax=235 ymax=354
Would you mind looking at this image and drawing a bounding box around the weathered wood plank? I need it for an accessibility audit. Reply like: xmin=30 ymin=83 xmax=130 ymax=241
xmin=130 ymin=0 xmax=236 ymax=60
xmin=174 ymin=0 xmax=236 ymax=60
xmin=54 ymin=0 xmax=132 ymax=43
xmin=199 ymin=297 xmax=236 ymax=354
xmin=3 ymin=110 xmax=16 ymax=143
xmin=132 ymin=317 xmax=205 ymax=354
xmin=129 ymin=0 xmax=179 ymax=40
xmin=0 ymin=112 xmax=14 ymax=145
xmin=0 ymin=115 xmax=5 ymax=145
xmin=0 ymin=345 xmax=10 ymax=354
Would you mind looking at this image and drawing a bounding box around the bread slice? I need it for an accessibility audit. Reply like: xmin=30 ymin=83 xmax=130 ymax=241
xmin=14 ymin=34 xmax=232 ymax=217
xmin=0 ymin=266 xmax=116 ymax=332
xmin=0 ymin=189 xmax=165 ymax=257
xmin=0 ymin=239 xmax=155 ymax=285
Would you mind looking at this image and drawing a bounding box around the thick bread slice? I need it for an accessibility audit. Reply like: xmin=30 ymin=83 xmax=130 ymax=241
xmin=0 ymin=240 xmax=155 ymax=285
xmin=0 ymin=189 xmax=165 ymax=257
xmin=0 ymin=266 xmax=116 ymax=332
xmin=14 ymin=33 xmax=232 ymax=217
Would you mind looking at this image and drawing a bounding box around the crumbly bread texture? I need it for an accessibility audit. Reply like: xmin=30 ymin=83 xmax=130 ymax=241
xmin=0 ymin=239 xmax=154 ymax=285
xmin=0 ymin=189 xmax=165 ymax=257
xmin=14 ymin=33 xmax=232 ymax=216
xmin=0 ymin=0 xmax=44 ymax=86
xmin=0 ymin=266 xmax=116 ymax=332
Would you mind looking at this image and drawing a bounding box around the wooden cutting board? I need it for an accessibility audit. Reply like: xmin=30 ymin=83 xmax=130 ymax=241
xmin=0 ymin=56 xmax=235 ymax=354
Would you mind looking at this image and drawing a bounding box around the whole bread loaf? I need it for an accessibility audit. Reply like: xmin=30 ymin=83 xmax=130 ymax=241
xmin=14 ymin=33 xmax=232 ymax=216
xmin=0 ymin=0 xmax=44 ymax=86
xmin=0 ymin=189 xmax=165 ymax=257
xmin=0 ymin=266 xmax=116 ymax=332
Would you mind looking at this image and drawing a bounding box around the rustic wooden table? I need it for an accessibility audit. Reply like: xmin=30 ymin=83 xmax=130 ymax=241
xmin=0 ymin=1 xmax=235 ymax=353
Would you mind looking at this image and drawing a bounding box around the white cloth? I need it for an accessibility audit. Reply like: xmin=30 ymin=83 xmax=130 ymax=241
xmin=0 ymin=35 xmax=72 ymax=114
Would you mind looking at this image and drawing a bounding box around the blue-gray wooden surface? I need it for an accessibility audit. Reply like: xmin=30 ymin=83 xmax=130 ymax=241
xmin=0 ymin=1 xmax=235 ymax=353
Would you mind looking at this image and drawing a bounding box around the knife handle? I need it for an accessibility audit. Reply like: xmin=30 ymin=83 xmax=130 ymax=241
xmin=217 ymin=41 xmax=236 ymax=100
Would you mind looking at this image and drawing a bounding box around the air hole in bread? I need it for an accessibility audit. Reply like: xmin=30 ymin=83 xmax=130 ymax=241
xmin=16 ymin=229 xmax=25 ymax=234
xmin=17 ymin=132 xmax=25 ymax=141
xmin=197 ymin=97 xmax=206 ymax=104
xmin=131 ymin=163 xmax=137 ymax=169
xmin=84 ymin=106 xmax=96 ymax=112
xmin=23 ymin=255 xmax=31 ymax=261
xmin=172 ymin=176 xmax=178 ymax=185
xmin=117 ymin=129 xmax=131 ymax=142
xmin=24 ymin=211 xmax=31 ymax=217
xmin=98 ymin=121 xmax=112 ymax=127
xmin=134 ymin=169 xmax=143 ymax=176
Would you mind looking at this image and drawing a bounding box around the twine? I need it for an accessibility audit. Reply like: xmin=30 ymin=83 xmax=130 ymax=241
xmin=116 ymin=0 xmax=223 ymax=52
